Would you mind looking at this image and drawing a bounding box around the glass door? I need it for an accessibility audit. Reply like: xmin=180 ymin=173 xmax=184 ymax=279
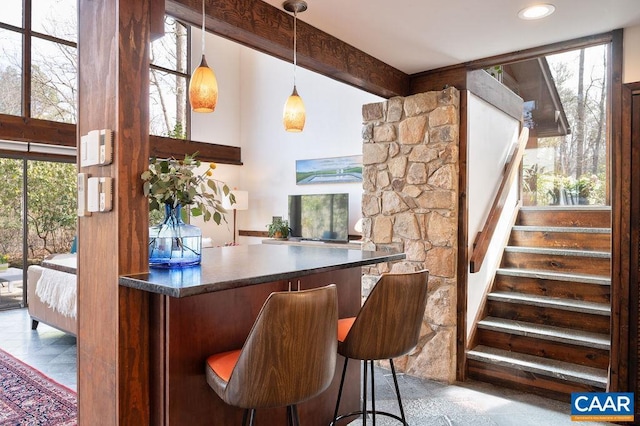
xmin=0 ymin=157 xmax=76 ymax=310
xmin=0 ymin=158 xmax=24 ymax=310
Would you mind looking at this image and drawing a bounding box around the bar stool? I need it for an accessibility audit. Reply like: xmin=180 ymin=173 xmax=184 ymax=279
xmin=205 ymin=284 xmax=338 ymax=426
xmin=331 ymin=270 xmax=429 ymax=425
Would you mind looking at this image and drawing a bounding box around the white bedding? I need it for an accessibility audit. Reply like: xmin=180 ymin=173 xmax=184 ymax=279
xmin=35 ymin=267 xmax=77 ymax=318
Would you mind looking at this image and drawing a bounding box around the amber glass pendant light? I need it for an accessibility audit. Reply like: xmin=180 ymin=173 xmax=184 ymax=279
xmin=282 ymin=0 xmax=307 ymax=132
xmin=189 ymin=0 xmax=218 ymax=113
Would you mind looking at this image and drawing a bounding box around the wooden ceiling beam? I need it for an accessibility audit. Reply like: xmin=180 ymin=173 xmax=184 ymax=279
xmin=149 ymin=135 xmax=241 ymax=164
xmin=0 ymin=114 xmax=241 ymax=164
xmin=0 ymin=115 xmax=76 ymax=146
xmin=165 ymin=0 xmax=409 ymax=98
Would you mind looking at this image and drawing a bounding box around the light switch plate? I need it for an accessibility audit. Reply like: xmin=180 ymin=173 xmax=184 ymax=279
xmin=77 ymin=173 xmax=91 ymax=217
xmin=87 ymin=177 xmax=113 ymax=212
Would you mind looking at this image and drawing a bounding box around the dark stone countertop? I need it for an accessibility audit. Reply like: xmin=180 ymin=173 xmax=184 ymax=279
xmin=120 ymin=244 xmax=405 ymax=298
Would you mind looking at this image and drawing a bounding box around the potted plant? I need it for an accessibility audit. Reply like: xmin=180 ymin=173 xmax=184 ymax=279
xmin=142 ymin=153 xmax=234 ymax=224
xmin=522 ymin=164 xmax=544 ymax=206
xmin=546 ymin=174 xmax=569 ymax=205
xmin=0 ymin=254 xmax=8 ymax=271
xmin=141 ymin=153 xmax=234 ymax=267
xmin=267 ymin=218 xmax=290 ymax=239
xmin=572 ymin=175 xmax=596 ymax=205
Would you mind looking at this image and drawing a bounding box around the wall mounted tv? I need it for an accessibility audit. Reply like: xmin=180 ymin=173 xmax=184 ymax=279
xmin=288 ymin=193 xmax=349 ymax=242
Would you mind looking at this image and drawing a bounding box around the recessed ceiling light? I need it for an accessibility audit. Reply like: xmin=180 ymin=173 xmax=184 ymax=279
xmin=518 ymin=4 xmax=556 ymax=20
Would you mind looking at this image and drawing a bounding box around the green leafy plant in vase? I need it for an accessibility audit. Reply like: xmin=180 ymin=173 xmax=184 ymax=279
xmin=141 ymin=153 xmax=235 ymax=267
xmin=267 ymin=218 xmax=290 ymax=239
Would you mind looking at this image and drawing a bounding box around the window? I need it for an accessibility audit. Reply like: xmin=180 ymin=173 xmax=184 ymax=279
xmin=31 ymin=37 xmax=77 ymax=123
xmin=31 ymin=0 xmax=77 ymax=42
xmin=29 ymin=0 xmax=78 ymax=124
xmin=1 ymin=2 xmax=188 ymax=133
xmin=0 ymin=28 xmax=22 ymax=116
xmin=493 ymin=44 xmax=610 ymax=206
xmin=0 ymin=0 xmax=22 ymax=28
xmin=0 ymin=0 xmax=78 ymax=123
xmin=150 ymin=17 xmax=190 ymax=139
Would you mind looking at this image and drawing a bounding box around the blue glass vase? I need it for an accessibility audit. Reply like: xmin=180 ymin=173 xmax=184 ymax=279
xmin=149 ymin=204 xmax=202 ymax=268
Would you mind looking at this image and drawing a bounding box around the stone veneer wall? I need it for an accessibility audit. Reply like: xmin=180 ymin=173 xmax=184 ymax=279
xmin=360 ymin=88 xmax=459 ymax=383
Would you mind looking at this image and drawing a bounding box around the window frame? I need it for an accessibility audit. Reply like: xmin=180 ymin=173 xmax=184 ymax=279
xmin=149 ymin=16 xmax=191 ymax=140
xmin=1 ymin=3 xmax=192 ymax=139
xmin=0 ymin=0 xmax=78 ymax=121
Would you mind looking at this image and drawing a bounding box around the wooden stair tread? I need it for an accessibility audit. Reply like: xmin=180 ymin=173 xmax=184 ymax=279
xmin=516 ymin=207 xmax=611 ymax=228
xmin=472 ymin=206 xmax=612 ymax=398
xmin=503 ymin=246 xmax=611 ymax=258
xmin=512 ymin=225 xmax=611 ymax=234
xmin=496 ymin=268 xmax=610 ymax=285
xmin=477 ymin=316 xmax=610 ymax=349
xmin=467 ymin=345 xmax=608 ymax=388
xmin=488 ymin=291 xmax=610 ymax=315
xmin=519 ymin=206 xmax=611 ymax=211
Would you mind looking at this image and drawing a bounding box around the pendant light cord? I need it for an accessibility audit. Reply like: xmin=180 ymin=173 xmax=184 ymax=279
xmin=201 ymin=0 xmax=206 ymax=56
xmin=293 ymin=10 xmax=297 ymax=87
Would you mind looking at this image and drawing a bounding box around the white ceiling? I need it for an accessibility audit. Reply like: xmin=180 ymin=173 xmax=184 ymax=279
xmin=262 ymin=0 xmax=640 ymax=74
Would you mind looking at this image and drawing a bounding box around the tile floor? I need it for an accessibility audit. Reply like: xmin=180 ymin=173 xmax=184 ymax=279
xmin=0 ymin=307 xmax=77 ymax=391
xmin=0 ymin=307 xmax=616 ymax=425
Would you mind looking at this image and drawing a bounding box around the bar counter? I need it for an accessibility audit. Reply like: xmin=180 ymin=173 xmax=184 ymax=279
xmin=122 ymin=244 xmax=404 ymax=425
xmin=119 ymin=243 xmax=404 ymax=297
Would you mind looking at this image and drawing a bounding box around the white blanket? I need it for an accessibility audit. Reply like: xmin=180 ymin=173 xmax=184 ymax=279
xmin=35 ymin=268 xmax=77 ymax=319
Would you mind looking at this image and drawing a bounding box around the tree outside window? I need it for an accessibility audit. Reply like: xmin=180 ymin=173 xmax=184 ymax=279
xmin=150 ymin=17 xmax=189 ymax=139
xmin=521 ymin=44 xmax=608 ymax=206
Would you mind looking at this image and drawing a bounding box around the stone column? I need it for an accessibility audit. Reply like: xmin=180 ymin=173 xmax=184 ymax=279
xmin=361 ymin=88 xmax=459 ymax=383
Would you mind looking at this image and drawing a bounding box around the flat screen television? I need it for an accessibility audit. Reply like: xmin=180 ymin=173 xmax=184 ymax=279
xmin=288 ymin=193 xmax=349 ymax=242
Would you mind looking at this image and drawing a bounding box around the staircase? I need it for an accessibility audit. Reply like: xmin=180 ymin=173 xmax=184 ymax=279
xmin=467 ymin=206 xmax=611 ymax=402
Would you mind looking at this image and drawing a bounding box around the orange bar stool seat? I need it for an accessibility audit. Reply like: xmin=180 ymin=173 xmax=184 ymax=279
xmin=205 ymin=284 xmax=338 ymax=426
xmin=331 ymin=270 xmax=429 ymax=425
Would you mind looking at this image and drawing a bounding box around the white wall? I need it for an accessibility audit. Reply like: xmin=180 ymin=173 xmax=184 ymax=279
xmin=189 ymin=30 xmax=381 ymax=245
xmin=190 ymin=28 xmax=242 ymax=148
xmin=624 ymin=24 xmax=640 ymax=84
xmin=189 ymin=29 xmax=243 ymax=244
xmin=466 ymin=93 xmax=521 ymax=338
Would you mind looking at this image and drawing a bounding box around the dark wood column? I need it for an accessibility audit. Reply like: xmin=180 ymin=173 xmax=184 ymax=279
xmin=77 ymin=0 xmax=151 ymax=424
xmin=621 ymin=81 xmax=640 ymax=417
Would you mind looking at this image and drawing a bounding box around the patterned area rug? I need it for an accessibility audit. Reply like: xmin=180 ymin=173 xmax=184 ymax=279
xmin=0 ymin=348 xmax=77 ymax=425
